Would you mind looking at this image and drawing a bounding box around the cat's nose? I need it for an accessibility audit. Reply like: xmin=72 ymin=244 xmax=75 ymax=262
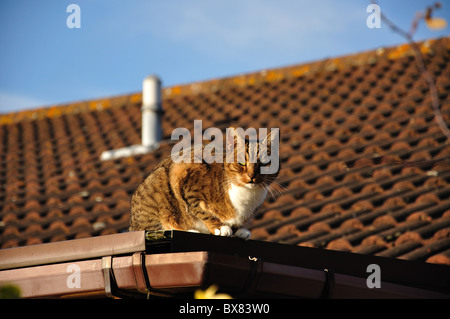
xmin=248 ymin=172 xmax=256 ymax=179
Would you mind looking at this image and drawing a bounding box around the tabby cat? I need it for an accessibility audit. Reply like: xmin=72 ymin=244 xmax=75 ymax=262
xmin=129 ymin=128 xmax=280 ymax=239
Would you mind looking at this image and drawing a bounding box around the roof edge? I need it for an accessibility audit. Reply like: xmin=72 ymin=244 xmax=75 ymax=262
xmin=0 ymin=231 xmax=146 ymax=270
xmin=1 ymin=231 xmax=449 ymax=298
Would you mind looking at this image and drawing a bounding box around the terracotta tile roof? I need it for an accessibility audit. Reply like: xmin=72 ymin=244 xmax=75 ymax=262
xmin=1 ymin=37 xmax=450 ymax=266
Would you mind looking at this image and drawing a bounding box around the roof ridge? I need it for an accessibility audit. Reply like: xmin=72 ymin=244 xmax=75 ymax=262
xmin=1 ymin=37 xmax=448 ymax=125
xmin=163 ymin=37 xmax=449 ymax=98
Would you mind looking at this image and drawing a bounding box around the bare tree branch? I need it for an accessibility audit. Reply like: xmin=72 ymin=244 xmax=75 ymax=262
xmin=370 ymin=0 xmax=450 ymax=141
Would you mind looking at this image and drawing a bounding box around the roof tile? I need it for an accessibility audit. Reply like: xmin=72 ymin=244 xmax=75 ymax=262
xmin=2 ymin=37 xmax=450 ymax=265
xmin=373 ymin=215 xmax=397 ymax=227
xmin=427 ymin=252 xmax=450 ymax=265
xmin=326 ymin=238 xmax=353 ymax=252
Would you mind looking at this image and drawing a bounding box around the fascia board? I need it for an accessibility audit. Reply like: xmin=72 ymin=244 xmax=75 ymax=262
xmin=0 ymin=231 xmax=146 ymax=270
xmin=0 ymin=258 xmax=105 ymax=298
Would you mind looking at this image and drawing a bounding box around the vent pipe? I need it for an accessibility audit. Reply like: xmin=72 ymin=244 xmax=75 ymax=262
xmin=141 ymin=75 xmax=162 ymax=147
xmin=100 ymin=75 xmax=163 ymax=161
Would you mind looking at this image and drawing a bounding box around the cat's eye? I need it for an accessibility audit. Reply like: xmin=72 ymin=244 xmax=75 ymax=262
xmin=238 ymin=162 xmax=246 ymax=166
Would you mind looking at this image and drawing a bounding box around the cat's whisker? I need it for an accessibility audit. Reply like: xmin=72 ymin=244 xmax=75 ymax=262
xmin=265 ymin=185 xmax=277 ymax=201
xmin=261 ymin=180 xmax=284 ymax=201
xmin=270 ymin=179 xmax=286 ymax=192
xmin=273 ymin=186 xmax=284 ymax=199
xmin=272 ymin=179 xmax=287 ymax=191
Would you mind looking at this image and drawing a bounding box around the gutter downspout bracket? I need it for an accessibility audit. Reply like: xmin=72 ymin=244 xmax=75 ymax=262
xmin=132 ymin=252 xmax=148 ymax=294
xmin=102 ymin=256 xmax=148 ymax=299
xmin=320 ymin=268 xmax=335 ymax=299
xmin=102 ymin=256 xmax=114 ymax=298
xmin=236 ymin=256 xmax=263 ymax=298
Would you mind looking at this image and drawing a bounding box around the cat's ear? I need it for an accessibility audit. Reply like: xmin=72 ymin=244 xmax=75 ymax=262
xmin=261 ymin=128 xmax=280 ymax=147
xmin=260 ymin=128 xmax=280 ymax=172
xmin=226 ymin=127 xmax=245 ymax=151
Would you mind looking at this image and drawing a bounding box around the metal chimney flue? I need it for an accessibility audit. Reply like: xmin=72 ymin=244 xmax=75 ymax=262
xmin=100 ymin=75 xmax=163 ymax=161
xmin=141 ymin=75 xmax=162 ymax=148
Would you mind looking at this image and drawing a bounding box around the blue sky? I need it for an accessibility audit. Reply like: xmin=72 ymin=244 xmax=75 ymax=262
xmin=0 ymin=0 xmax=449 ymax=113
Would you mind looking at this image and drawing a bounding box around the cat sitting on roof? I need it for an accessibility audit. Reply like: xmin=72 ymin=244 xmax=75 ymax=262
xmin=129 ymin=127 xmax=280 ymax=239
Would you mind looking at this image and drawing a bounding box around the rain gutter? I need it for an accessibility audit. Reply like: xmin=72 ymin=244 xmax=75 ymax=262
xmin=0 ymin=231 xmax=449 ymax=298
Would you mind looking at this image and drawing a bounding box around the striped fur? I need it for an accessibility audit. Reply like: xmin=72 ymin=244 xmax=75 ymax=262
xmin=129 ymin=132 xmax=279 ymax=236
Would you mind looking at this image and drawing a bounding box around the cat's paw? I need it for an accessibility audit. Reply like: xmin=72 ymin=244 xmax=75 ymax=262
xmin=234 ymin=228 xmax=251 ymax=240
xmin=214 ymin=225 xmax=233 ymax=237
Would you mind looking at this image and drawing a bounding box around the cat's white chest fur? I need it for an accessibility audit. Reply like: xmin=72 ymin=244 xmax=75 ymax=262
xmin=227 ymin=183 xmax=267 ymax=226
